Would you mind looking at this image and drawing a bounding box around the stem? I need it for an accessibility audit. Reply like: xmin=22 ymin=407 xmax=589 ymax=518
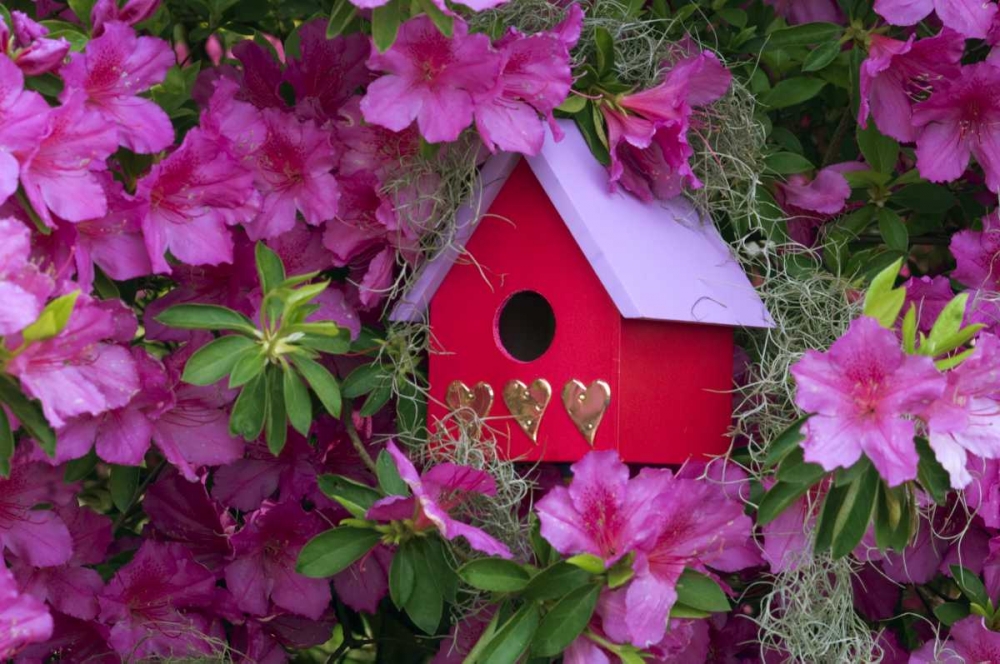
xmin=344 ymin=409 xmax=378 ymax=474
xmin=821 ymin=108 xmax=852 ymax=168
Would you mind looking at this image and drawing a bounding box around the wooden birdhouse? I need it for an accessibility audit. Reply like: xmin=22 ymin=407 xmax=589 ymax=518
xmin=390 ymin=121 xmax=772 ymax=464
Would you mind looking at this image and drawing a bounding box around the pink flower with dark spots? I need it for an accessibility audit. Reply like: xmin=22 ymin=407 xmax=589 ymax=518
xmin=225 ymin=500 xmax=332 ymax=619
xmin=361 ymin=16 xmax=501 ymax=144
xmin=60 ymin=21 xmax=174 ymax=153
xmin=332 ymin=544 xmax=393 ymax=614
xmin=367 ymin=441 xmax=513 ymax=558
xmin=0 ymin=54 xmax=50 ymax=207
xmin=0 ymin=216 xmax=53 ymax=336
xmin=903 ymin=275 xmax=955 ymax=333
xmin=0 ymin=457 xmax=74 ymax=568
xmin=951 ymin=211 xmax=1000 ymax=290
xmin=19 ymin=95 xmax=118 ymax=227
xmin=911 ymin=616 xmax=1000 ymax=662
xmin=0 ymin=562 xmax=52 ymax=659
xmin=138 ymin=127 xmax=259 ymax=272
xmin=232 ymin=39 xmax=287 ymax=111
xmin=90 ymin=0 xmax=160 ymax=36
xmin=875 ymin=0 xmax=997 ymax=39
xmin=791 ymin=316 xmax=946 ymax=486
xmin=6 ymin=298 xmax=140 ymax=429
xmin=348 ymin=0 xmax=508 ymax=12
xmin=913 ymin=63 xmax=1000 ymax=191
xmin=284 ymin=19 xmax=369 ymax=123
xmin=1 ymin=11 xmax=69 ymax=76
xmin=144 ymin=470 xmax=235 ymax=570
xmin=243 ymin=108 xmax=339 ymax=240
xmin=859 ymin=30 xmax=965 ymax=143
xmin=337 ymin=96 xmax=420 ymax=178
xmin=322 ymin=170 xmax=403 ymax=265
xmin=198 ymin=77 xmax=266 ymax=161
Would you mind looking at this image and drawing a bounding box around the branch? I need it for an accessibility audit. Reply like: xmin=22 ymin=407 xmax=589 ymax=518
xmin=344 ymin=408 xmax=378 ymax=475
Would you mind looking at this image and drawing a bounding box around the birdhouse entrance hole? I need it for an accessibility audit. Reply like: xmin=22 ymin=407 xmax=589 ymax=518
xmin=496 ymin=291 xmax=556 ymax=362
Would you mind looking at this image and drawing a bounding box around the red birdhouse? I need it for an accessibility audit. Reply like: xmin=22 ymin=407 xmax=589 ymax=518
xmin=391 ymin=122 xmax=772 ymax=464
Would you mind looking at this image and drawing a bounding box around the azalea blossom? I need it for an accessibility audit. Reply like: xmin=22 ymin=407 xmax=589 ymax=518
xmin=912 ymin=63 xmax=1000 ymax=192
xmin=0 ymin=455 xmax=75 ymax=567
xmin=874 ymin=0 xmax=998 ymax=39
xmin=0 ymin=216 xmax=53 ymax=336
xmin=0 ymin=11 xmax=69 ymax=76
xmin=90 ymin=0 xmax=161 ymax=35
xmin=910 ymin=616 xmax=1000 ymax=662
xmin=283 ymin=19 xmax=368 ymax=124
xmin=0 ymin=54 xmax=51 ymax=207
xmin=775 ymin=162 xmax=866 ymax=246
xmin=0 ymin=562 xmax=52 ymax=659
xmin=347 ymin=0 xmax=509 ymax=13
xmin=60 ymin=21 xmax=174 ymax=153
xmin=366 ymin=441 xmax=513 ymax=558
xmin=790 ymin=316 xmax=946 ymax=486
xmin=144 ymin=470 xmax=235 ymax=569
xmin=951 ymin=211 xmax=1000 ymax=291
xmin=764 ymin=0 xmax=844 ymax=24
xmin=361 ymin=16 xmax=501 ymax=143
xmin=904 ymin=276 xmax=956 ymax=333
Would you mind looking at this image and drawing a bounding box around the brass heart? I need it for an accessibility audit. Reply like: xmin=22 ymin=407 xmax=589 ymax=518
xmin=445 ymin=380 xmax=494 ymax=421
xmin=562 ymin=380 xmax=611 ymax=446
xmin=502 ymin=379 xmax=552 ymax=443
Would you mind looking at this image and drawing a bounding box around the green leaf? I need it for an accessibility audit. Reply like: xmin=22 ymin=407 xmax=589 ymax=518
xmin=229 ymin=373 xmax=267 ymax=440
xmin=0 ymin=407 xmax=12 ymax=478
xmin=574 ymin=102 xmax=611 ymax=167
xmin=0 ymin=377 xmax=55 ymax=457
xmin=264 ymin=367 xmax=287 ymax=455
xmin=110 ymin=465 xmax=139 ymax=513
xmin=21 ymin=291 xmax=79 ymax=343
xmin=676 ymin=570 xmax=731 ymax=614
xmin=317 ymin=474 xmax=381 ymax=517
xmin=951 ymin=565 xmax=990 ymax=609
xmin=63 ymin=450 xmax=97 ymax=482
xmin=297 ymin=527 xmax=381 ymax=577
xmin=760 ymin=77 xmax=826 ymax=109
xmin=862 ymin=257 xmax=906 ymax=328
xmin=402 ymin=538 xmax=445 ymax=633
xmin=376 ymin=449 xmax=409 ymax=496
xmin=360 ymin=380 xmax=393 ymax=417
xmin=416 ymin=0 xmax=453 ymax=36
xmin=182 ymin=335 xmax=256 ymax=386
xmin=531 ymin=584 xmax=600 ymax=657
xmin=372 ymin=0 xmax=403 ymax=53
xmin=765 ymin=152 xmax=814 ymax=175
xmin=763 ymin=22 xmax=843 ymax=48
xmin=556 ymin=95 xmax=587 ymax=114
xmin=764 ymin=416 xmax=809 ymax=467
xmin=255 ymin=242 xmax=286 ymax=294
xmin=757 ymin=481 xmax=812 ymax=526
xmin=566 ymin=553 xmax=605 ymax=574
xmin=924 ymin=293 xmax=975 ymax=356
xmin=877 ymin=208 xmax=908 ymax=253
xmin=891 ymin=183 xmax=956 ymax=214
xmin=934 ymin=602 xmax=970 ymax=626
xmin=716 ymin=7 xmax=747 ymax=27
xmin=857 ymin=122 xmax=900 ymax=175
xmin=66 ymin=0 xmax=96 ymax=25
xmin=458 ymin=559 xmax=532 ymax=593
xmin=156 ymin=304 xmax=257 ymax=334
xmin=814 ymin=463 xmax=879 ymax=558
xmin=595 ymin=27 xmax=615 ymax=77
xmin=902 ymin=305 xmax=918 ymax=354
xmin=834 ymin=456 xmax=872 ymax=487
xmin=389 ymin=540 xmax=415 ymax=607
xmin=916 ymin=437 xmax=951 ymax=505
xmin=341 ymin=363 xmax=385 ymax=398
xmin=669 ymin=602 xmax=712 ymax=619
xmin=801 ymin=41 xmax=841 ymax=72
xmin=478 ymin=603 xmax=540 ymax=664
xmin=874 ymin=480 xmax=913 ymax=552
xmin=290 ymin=355 xmax=342 ymax=418
xmin=326 ymin=0 xmax=357 ymax=37
xmin=523 ymin=562 xmax=593 ymax=602
xmin=777 ymin=447 xmax=827 ymax=485
xmin=228 ymin=348 xmax=267 ymax=388
xmin=282 ymin=368 xmax=312 ymax=436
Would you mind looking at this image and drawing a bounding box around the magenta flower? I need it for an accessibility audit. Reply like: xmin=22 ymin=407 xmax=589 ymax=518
xmin=243 ymin=109 xmax=339 ymax=240
xmin=774 ymin=162 xmax=866 ymax=245
xmin=323 ymin=171 xmax=403 ymax=264
xmin=367 ymin=441 xmax=513 ymax=558
xmin=913 ymin=63 xmax=1000 ymax=192
xmin=333 ymin=545 xmax=393 ymax=614
xmin=198 ymin=77 xmax=266 ymax=161
xmin=791 ymin=316 xmax=946 ymax=486
xmin=904 ymin=276 xmax=956 ymax=333
xmin=232 ymin=39 xmax=287 ymax=111
xmin=336 ymin=97 xmax=420 ymax=178
xmin=925 ymin=334 xmax=1000 ymax=488
xmin=60 ymin=21 xmax=174 ymax=153
xmin=19 ymin=95 xmax=118 ymax=227
xmin=0 ymin=563 xmax=52 ymax=660
xmin=764 ymin=0 xmax=843 ymax=24
xmin=0 ymin=54 xmax=50 ymax=207
xmin=144 ymin=470 xmax=235 ymax=569
xmin=1 ymin=11 xmax=70 ymax=76
xmin=90 ymin=0 xmax=161 ymax=35
xmin=0 ymin=456 xmax=74 ymax=567
xmin=951 ymin=211 xmax=1000 ymax=290
xmin=283 ymin=20 xmax=368 ymax=124
xmin=0 ymin=216 xmax=53 ymax=336
xmin=348 ymin=0 xmax=508 ymax=12
xmin=6 ymin=298 xmax=140 ymax=429
xmin=875 ymin=0 xmax=997 ymax=39
xmin=859 ymin=30 xmax=964 ymax=143
xmin=535 ymin=450 xmax=667 ymax=566
xmin=911 ymin=616 xmax=1000 ymax=662
xmin=361 ymin=16 xmax=501 ymax=143
xmin=225 ymin=500 xmax=332 ymax=619
xmin=99 ymin=541 xmax=219 ymax=659
xmin=138 ymin=128 xmax=259 ymax=272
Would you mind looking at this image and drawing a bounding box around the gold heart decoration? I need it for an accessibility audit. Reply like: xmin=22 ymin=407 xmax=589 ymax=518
xmin=502 ymin=379 xmax=552 ymax=443
xmin=445 ymin=380 xmax=494 ymax=422
xmin=562 ymin=380 xmax=611 ymax=446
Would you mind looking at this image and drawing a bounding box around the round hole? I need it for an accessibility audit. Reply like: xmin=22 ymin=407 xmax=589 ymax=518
xmin=496 ymin=291 xmax=556 ymax=362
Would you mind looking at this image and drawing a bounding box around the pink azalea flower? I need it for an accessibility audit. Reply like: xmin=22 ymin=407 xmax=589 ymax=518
xmin=0 ymin=563 xmax=52 ymax=660
xmin=361 ymin=16 xmax=501 ymax=144
xmin=431 ymin=607 xmax=496 ymax=664
xmin=19 ymin=95 xmax=118 ymax=227
xmin=144 ymin=470 xmax=235 ymax=569
xmin=619 ymin=50 xmax=732 ymax=123
xmin=904 ymin=275 xmax=955 ymax=333
xmin=15 ymin=611 xmax=114 ymax=663
xmin=348 ymin=0 xmax=508 ymax=12
xmin=225 ymin=500 xmax=332 ymax=619
xmin=613 ymin=122 xmax=699 ymax=202
xmin=6 ymin=298 xmax=140 ymax=429
xmin=0 ymin=216 xmax=53 ymax=336
xmin=0 ymin=54 xmax=50 ymax=207
xmin=198 ymin=77 xmax=266 ymax=161
xmin=232 ymin=39 xmax=287 ymax=111
xmin=764 ymin=0 xmax=844 ymax=24
xmin=913 ymin=63 xmax=1000 ymax=192
xmin=951 ymin=211 xmax=1000 ymax=290
xmin=59 ymin=21 xmax=174 ymax=153
xmin=357 ymin=245 xmax=396 ymax=309
xmin=332 ymin=544 xmax=393 ymax=614
xmin=323 ymin=171 xmax=406 ymax=264
xmin=761 ymin=484 xmax=814 ymax=573
xmin=0 ymin=456 xmax=74 ymax=568
xmin=924 ymin=334 xmax=1000 ymax=487
xmin=99 ymin=540 xmax=219 ymax=660
xmin=860 ymin=30 xmax=964 ymax=143
xmin=534 ymin=450 xmax=667 ymax=567
xmin=911 ymin=616 xmax=1000 ymax=662
xmin=777 ymin=162 xmax=865 ymax=216
xmin=790 ymin=316 xmax=946 ymax=486
xmin=283 ymin=20 xmax=368 ymax=124
xmin=90 ymin=0 xmax=161 ymax=36
xmin=473 ymin=26 xmax=576 ymax=155
xmin=243 ymin=109 xmax=339 ymax=240
xmin=138 ymin=127 xmax=259 ymax=272
xmin=1 ymin=11 xmax=70 ymax=76
xmin=875 ymin=0 xmax=997 ymax=39
xmin=336 ymin=97 xmax=420 ymax=178
xmin=366 ymin=441 xmax=513 ymax=558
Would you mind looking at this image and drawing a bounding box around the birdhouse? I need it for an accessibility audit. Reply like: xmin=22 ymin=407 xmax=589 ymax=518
xmin=391 ymin=121 xmax=772 ymax=464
